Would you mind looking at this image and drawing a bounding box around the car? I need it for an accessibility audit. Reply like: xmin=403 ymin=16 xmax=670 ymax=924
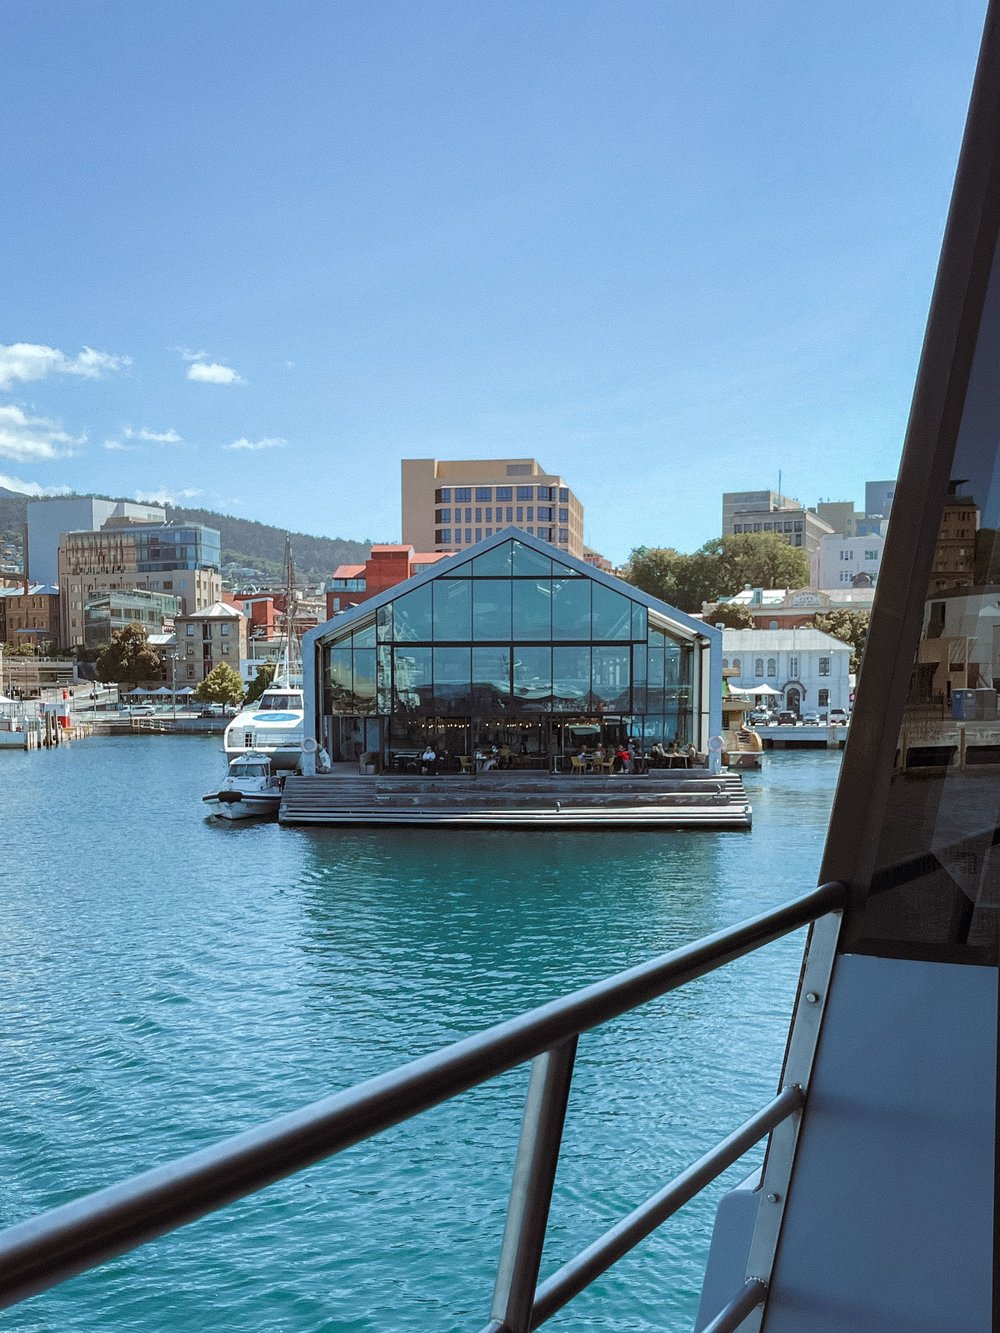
xmin=748 ymin=709 xmax=771 ymax=725
xmin=828 ymin=708 xmax=849 ymax=725
xmin=776 ymin=710 xmax=798 ymax=726
xmin=801 ymin=712 xmax=821 ymax=725
xmin=129 ymin=704 xmax=155 ymax=716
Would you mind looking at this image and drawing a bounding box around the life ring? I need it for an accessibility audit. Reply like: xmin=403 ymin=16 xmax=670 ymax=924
xmin=707 ymin=735 xmax=725 ymax=752
xmin=301 ymin=736 xmax=319 ymax=754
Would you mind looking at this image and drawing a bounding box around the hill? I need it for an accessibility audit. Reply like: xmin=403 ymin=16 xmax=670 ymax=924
xmin=0 ymin=490 xmax=376 ymax=584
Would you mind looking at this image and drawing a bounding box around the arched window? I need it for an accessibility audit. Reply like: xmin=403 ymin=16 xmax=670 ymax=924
xmin=767 ymin=657 xmax=776 ymax=677
xmin=754 ymin=658 xmax=764 ymax=677
xmin=732 ymin=658 xmax=741 ymax=674
xmin=722 ymin=658 xmax=729 ymax=668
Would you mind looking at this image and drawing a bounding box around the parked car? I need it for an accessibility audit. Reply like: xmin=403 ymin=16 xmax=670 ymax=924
xmin=828 ymin=708 xmax=849 ymax=725
xmin=776 ymin=710 xmax=798 ymax=725
xmin=129 ymin=704 xmax=155 ymax=716
xmin=801 ymin=712 xmax=821 ymax=725
xmin=748 ymin=709 xmax=771 ymax=725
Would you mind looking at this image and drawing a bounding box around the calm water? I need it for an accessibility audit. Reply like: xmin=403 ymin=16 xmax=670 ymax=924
xmin=0 ymin=737 xmax=841 ymax=1331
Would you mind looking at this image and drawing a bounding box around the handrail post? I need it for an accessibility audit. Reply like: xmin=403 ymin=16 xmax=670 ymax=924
xmin=489 ymin=1037 xmax=578 ymax=1333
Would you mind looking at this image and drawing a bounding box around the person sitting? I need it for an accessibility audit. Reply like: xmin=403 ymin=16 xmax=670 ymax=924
xmin=650 ymin=741 xmax=667 ymax=764
xmin=685 ymin=742 xmax=698 ymax=764
xmin=421 ymin=744 xmax=437 ymax=775
xmin=615 ymin=744 xmax=632 ymax=773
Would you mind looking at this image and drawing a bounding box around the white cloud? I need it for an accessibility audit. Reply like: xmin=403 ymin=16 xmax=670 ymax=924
xmin=123 ymin=425 xmax=182 ymax=444
xmin=223 ymin=436 xmax=286 ymax=452
xmin=133 ymin=487 xmax=203 ymax=506
xmin=103 ymin=439 xmax=136 ymax=452
xmin=187 ymin=361 xmax=243 ymax=385
xmin=0 ymin=342 xmax=131 ymax=388
xmin=0 ymin=471 xmax=71 ymax=497
xmin=0 ymin=404 xmax=83 ymax=462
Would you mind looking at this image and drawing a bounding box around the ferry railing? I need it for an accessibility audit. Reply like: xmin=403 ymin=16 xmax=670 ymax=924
xmin=0 ymin=879 xmax=846 ymax=1328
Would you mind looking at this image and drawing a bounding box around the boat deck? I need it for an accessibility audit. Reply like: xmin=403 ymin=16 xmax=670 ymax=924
xmin=279 ymin=770 xmax=752 ymax=829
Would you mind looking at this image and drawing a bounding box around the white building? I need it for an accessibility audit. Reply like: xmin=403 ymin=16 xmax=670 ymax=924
xmin=722 ymin=628 xmax=852 ymax=717
xmin=811 ymin=527 xmax=886 ymax=590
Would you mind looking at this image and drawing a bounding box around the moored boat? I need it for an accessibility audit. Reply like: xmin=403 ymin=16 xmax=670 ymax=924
xmin=203 ymin=751 xmax=284 ymax=820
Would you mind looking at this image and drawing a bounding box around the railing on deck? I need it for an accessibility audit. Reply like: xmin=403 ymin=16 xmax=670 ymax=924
xmin=0 ymin=880 xmax=846 ymax=1330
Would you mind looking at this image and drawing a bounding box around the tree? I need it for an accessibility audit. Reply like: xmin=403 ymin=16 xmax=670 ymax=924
xmin=97 ymin=623 xmax=162 ymax=687
xmin=706 ymin=603 xmax=755 ymax=629
xmin=244 ymin=662 xmax=276 ymax=705
xmin=623 ymin=546 xmax=723 ymax=613
xmin=194 ymin=662 xmax=246 ymax=706
xmin=713 ymin=534 xmax=811 ymax=595
xmin=812 ymin=610 xmax=870 ymax=673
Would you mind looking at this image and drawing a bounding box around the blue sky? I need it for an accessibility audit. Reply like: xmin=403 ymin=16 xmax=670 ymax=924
xmin=0 ymin=2 xmax=987 ymax=563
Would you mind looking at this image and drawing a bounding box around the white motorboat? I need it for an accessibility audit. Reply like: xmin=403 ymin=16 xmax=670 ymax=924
xmin=222 ymin=684 xmax=304 ymax=770
xmin=203 ymin=751 xmax=284 ymax=820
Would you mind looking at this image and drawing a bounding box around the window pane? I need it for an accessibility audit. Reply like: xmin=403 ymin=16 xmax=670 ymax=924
xmin=646 ymin=641 xmax=665 ymax=710
xmin=551 ymin=578 xmax=590 ymax=639
xmin=632 ymin=601 xmax=647 ymax=640
xmin=393 ymin=646 xmax=433 ymax=713
xmin=472 ymin=646 xmax=510 ymax=714
xmin=473 ymin=579 xmax=511 ymax=640
xmin=376 ymin=604 xmax=393 ymax=641
xmin=591 ymin=583 xmax=632 ymax=640
xmin=472 ymin=543 xmax=512 ymax=576
xmin=632 ymin=643 xmax=647 ymax=713
xmin=392 ymin=584 xmax=433 ymax=641
xmin=511 ymin=540 xmax=552 ymax=577
xmin=512 ymin=578 xmax=552 ymax=640
xmin=352 ymin=622 xmax=376 ymax=649
xmin=327 ymin=647 xmax=353 ymax=713
xmin=592 ymin=646 xmax=630 ymax=709
xmin=439 ymin=555 xmax=474 ymax=577
xmin=433 ymin=578 xmax=472 ymax=640
xmin=433 ymin=647 xmax=472 ymax=714
xmin=552 ymin=646 xmax=590 ymax=712
xmin=352 ymin=648 xmax=377 ymax=715
xmin=377 ymin=646 xmax=392 ymax=711
xmin=512 ymin=645 xmax=552 ymax=711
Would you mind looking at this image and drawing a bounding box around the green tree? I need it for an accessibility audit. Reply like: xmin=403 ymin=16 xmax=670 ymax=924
xmin=624 ymin=546 xmax=722 ymax=613
xmin=96 ymin=623 xmax=162 ymax=686
xmin=713 ymin=533 xmax=811 ymax=594
xmin=194 ymin=662 xmax=246 ymax=706
xmin=812 ymin=610 xmax=870 ymax=673
xmin=706 ymin=603 xmax=755 ymax=629
xmin=244 ymin=662 xmax=276 ymax=705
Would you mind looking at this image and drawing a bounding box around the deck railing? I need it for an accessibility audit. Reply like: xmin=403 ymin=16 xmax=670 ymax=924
xmin=0 ymin=879 xmax=846 ymax=1329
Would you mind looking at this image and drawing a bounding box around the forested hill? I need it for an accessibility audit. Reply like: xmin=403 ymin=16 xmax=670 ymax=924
xmin=0 ymin=490 xmax=375 ymax=584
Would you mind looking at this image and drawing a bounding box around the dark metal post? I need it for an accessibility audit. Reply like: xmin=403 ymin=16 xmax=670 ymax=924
xmin=489 ymin=1037 xmax=577 ymax=1332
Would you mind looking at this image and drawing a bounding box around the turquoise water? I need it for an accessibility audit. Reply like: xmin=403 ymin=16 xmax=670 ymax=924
xmin=0 ymin=738 xmax=841 ymax=1331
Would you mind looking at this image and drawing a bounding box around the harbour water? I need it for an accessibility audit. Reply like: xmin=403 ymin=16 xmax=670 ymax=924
xmin=1 ymin=738 xmax=841 ymax=1331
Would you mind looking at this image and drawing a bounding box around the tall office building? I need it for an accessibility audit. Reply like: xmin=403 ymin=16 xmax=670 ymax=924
xmin=401 ymin=458 xmax=584 ymax=557
xmin=723 ymin=489 xmax=834 ymax=554
xmin=721 ymin=489 xmax=799 ymax=536
xmin=26 ymin=497 xmax=166 ymax=586
xmin=58 ymin=521 xmax=222 ymax=648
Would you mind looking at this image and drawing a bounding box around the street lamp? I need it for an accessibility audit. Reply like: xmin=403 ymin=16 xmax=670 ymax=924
xmin=169 ymin=652 xmax=177 ymax=722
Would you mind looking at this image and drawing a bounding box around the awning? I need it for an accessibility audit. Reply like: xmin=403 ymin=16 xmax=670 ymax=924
xmin=728 ymin=683 xmax=783 ymax=697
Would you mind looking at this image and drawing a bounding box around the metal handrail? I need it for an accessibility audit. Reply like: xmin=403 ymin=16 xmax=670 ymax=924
xmin=0 ymin=879 xmax=846 ymax=1321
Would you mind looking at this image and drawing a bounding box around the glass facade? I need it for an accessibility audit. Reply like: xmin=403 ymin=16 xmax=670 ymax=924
xmin=319 ymin=539 xmax=696 ymax=764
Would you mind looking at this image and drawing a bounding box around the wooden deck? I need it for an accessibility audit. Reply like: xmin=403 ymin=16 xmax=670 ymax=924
xmin=279 ymin=770 xmax=752 ymax=830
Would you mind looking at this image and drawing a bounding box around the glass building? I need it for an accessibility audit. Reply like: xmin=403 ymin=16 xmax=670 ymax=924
xmin=303 ymin=530 xmax=721 ymax=767
xmin=83 ymin=588 xmax=182 ymax=649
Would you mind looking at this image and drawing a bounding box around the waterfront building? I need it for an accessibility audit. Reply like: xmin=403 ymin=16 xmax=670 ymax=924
xmin=810 ymin=528 xmax=886 ymax=589
xmin=174 ymin=601 xmax=247 ymax=683
xmin=302 ymin=527 xmax=720 ymax=768
xmin=82 ymin=588 xmax=181 ymax=650
xmin=326 ymin=544 xmax=447 ymax=616
xmin=721 ymin=626 xmax=851 ymax=716
xmin=0 ymin=583 xmax=60 ymax=649
xmin=706 ymin=584 xmax=875 ymax=628
xmin=26 ymin=497 xmax=165 ymax=587
xmin=401 ymin=458 xmax=585 ymax=557
xmin=58 ymin=521 xmax=222 ymax=648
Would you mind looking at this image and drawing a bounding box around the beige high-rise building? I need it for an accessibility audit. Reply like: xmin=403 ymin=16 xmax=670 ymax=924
xmin=401 ymin=458 xmax=584 ymax=557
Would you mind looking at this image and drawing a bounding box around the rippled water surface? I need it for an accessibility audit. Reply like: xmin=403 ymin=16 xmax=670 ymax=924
xmin=1 ymin=737 xmax=841 ymax=1331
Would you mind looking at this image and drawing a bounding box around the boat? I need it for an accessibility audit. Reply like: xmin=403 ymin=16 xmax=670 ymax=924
xmin=202 ymin=751 xmax=284 ymax=820
xmin=222 ymin=538 xmax=305 ymax=770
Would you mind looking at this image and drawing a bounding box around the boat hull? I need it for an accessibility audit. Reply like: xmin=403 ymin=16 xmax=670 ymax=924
xmin=203 ymin=791 xmax=282 ymax=821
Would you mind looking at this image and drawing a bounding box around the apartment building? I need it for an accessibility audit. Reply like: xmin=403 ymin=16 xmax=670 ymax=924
xmin=174 ymin=601 xmax=247 ymax=683
xmin=811 ymin=530 xmax=886 ymax=589
xmin=58 ymin=522 xmax=222 ymax=648
xmin=401 ymin=458 xmax=584 ymax=557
